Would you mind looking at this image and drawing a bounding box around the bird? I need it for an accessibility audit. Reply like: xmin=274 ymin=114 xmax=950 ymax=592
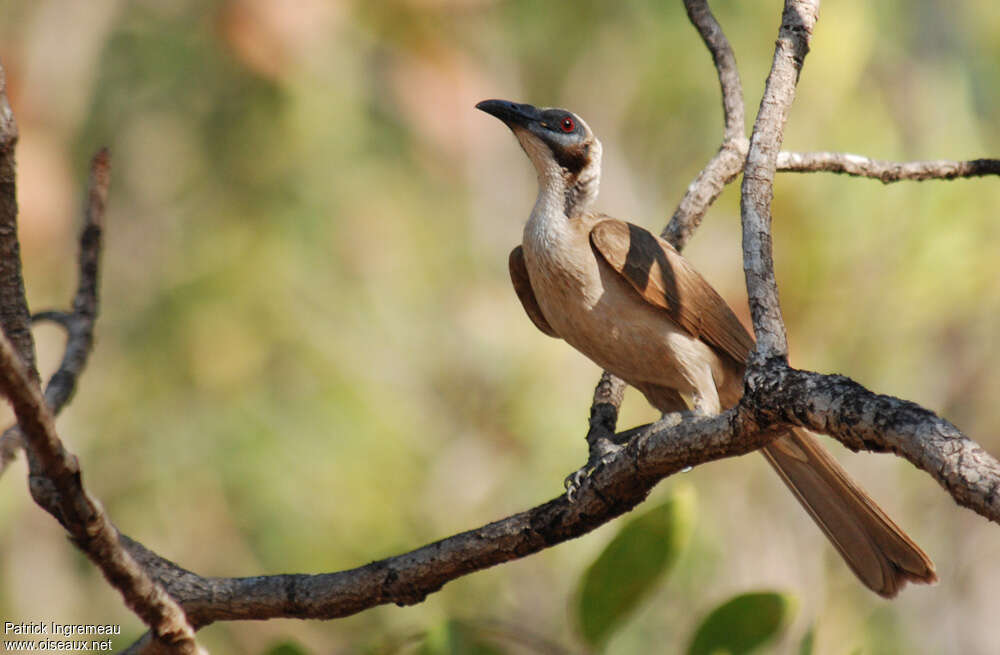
xmin=475 ymin=98 xmax=937 ymax=597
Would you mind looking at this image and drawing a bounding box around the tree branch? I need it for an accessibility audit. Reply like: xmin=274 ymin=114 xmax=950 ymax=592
xmin=777 ymin=151 xmax=1000 ymax=183
xmin=586 ymin=370 xmax=627 ymax=445
xmin=0 ymin=63 xmax=38 ymax=382
xmin=683 ymin=0 xmax=744 ymax=142
xmin=104 ymin=357 xmax=1000 ymax=638
xmin=114 ymin=410 xmax=757 ymax=631
xmin=45 ymin=147 xmax=107 ymax=410
xmin=745 ymin=361 xmax=1000 ymax=523
xmin=663 ymin=0 xmax=748 ymax=250
xmin=0 ymin=330 xmax=204 ymax=654
xmin=740 ymin=0 xmax=820 ymax=362
xmin=0 ymin=149 xmax=108 ymax=475
xmin=5 ymin=3 xmax=996 ymax=651
xmin=111 ymin=1 xmax=994 ymax=645
xmin=0 ymin=136 xmax=201 ymax=652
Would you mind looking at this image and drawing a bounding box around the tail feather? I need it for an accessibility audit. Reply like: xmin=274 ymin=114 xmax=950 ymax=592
xmin=761 ymin=428 xmax=936 ymax=597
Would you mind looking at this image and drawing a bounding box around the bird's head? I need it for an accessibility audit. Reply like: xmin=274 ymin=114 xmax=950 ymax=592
xmin=476 ymin=99 xmax=602 ymax=215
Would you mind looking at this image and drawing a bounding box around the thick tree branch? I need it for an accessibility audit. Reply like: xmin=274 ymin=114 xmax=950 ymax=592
xmin=0 ymin=63 xmax=38 ymax=382
xmin=740 ymin=0 xmax=819 ymax=362
xmin=0 ymin=149 xmax=108 ymax=475
xmin=777 ymin=151 xmax=1000 ymax=183
xmin=745 ymin=361 xmax=1000 ymax=523
xmin=0 ymin=332 xmax=204 ymax=654
xmin=105 ymin=357 xmax=999 ymax=638
xmin=113 ymin=411 xmax=758 ymax=631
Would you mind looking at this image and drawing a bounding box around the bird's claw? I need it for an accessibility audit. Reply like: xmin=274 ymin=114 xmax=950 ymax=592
xmin=564 ymin=468 xmax=589 ymax=502
xmin=564 ymin=440 xmax=624 ymax=502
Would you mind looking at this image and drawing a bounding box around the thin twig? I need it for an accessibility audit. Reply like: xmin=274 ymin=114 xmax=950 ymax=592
xmin=740 ymin=0 xmax=820 ymax=362
xmin=777 ymin=151 xmax=1000 ymax=183
xmin=684 ymin=0 xmax=744 ymax=141
xmin=0 ymin=413 xmax=20 ymax=471
xmin=664 ymin=0 xmax=748 ymax=250
xmin=663 ymin=140 xmax=748 ymax=251
xmin=44 ymin=147 xmax=106 ymax=411
xmin=0 ymin=149 xmax=108 ymax=476
xmin=0 ymin=332 xmax=204 ymax=654
xmin=31 ymin=310 xmax=73 ymax=328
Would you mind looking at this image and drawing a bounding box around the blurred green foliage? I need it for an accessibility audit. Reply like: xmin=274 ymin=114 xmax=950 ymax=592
xmin=687 ymin=592 xmax=796 ymax=655
xmin=262 ymin=642 xmax=312 ymax=655
xmin=798 ymin=626 xmax=815 ymax=655
xmin=576 ymin=487 xmax=695 ymax=649
xmin=0 ymin=1 xmax=997 ymax=653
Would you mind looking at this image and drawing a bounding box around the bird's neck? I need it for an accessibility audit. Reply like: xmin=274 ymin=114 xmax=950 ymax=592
xmin=528 ymin=159 xmax=601 ymax=229
xmin=524 ymin=166 xmax=600 ymax=265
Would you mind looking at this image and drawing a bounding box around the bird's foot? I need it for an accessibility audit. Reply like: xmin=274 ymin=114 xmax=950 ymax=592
xmin=565 ymin=408 xmax=706 ymax=499
xmin=565 ymin=435 xmax=624 ymax=502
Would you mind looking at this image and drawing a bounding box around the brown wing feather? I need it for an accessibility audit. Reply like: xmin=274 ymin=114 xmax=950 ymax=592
xmin=509 ymin=246 xmax=560 ymax=338
xmin=631 ymin=382 xmax=689 ymax=414
xmin=588 ymin=218 xmax=754 ymax=364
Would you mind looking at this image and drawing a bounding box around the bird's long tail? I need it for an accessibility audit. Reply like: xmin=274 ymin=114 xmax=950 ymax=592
xmin=761 ymin=428 xmax=936 ymax=597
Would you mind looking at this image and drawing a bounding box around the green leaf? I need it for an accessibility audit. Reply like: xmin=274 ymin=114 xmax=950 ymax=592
xmin=576 ymin=486 xmax=696 ymax=649
xmin=687 ymin=591 xmax=797 ymax=655
xmin=798 ymin=625 xmax=815 ymax=655
xmin=417 ymin=620 xmax=505 ymax=655
xmin=261 ymin=641 xmax=310 ymax=655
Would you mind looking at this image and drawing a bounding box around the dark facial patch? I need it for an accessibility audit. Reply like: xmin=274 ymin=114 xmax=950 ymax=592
xmin=532 ymin=109 xmax=590 ymax=174
xmin=549 ymin=141 xmax=590 ymax=175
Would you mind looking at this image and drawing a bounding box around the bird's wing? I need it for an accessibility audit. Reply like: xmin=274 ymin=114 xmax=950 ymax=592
xmin=509 ymin=245 xmax=560 ymax=338
xmin=631 ymin=381 xmax=689 ymax=414
xmin=589 ymin=217 xmax=754 ymax=364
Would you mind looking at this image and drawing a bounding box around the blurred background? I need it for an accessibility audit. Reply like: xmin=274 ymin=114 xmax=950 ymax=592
xmin=0 ymin=0 xmax=998 ymax=652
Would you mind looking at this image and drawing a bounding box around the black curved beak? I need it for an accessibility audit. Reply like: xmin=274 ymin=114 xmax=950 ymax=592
xmin=475 ymin=99 xmax=542 ymax=128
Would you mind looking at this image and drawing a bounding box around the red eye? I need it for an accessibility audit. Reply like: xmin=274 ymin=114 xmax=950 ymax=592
xmin=560 ymin=117 xmax=575 ymax=133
